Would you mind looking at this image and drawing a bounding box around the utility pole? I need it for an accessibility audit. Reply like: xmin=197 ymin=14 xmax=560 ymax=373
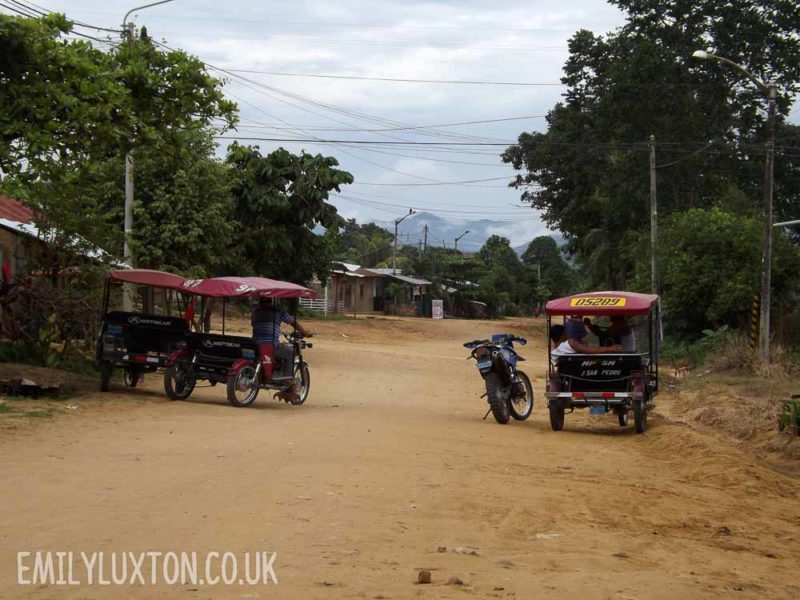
xmin=393 ymin=209 xmax=415 ymax=275
xmin=691 ymin=50 xmax=777 ymax=363
xmin=454 ymin=230 xmax=470 ymax=253
xmin=759 ymin=84 xmax=777 ymax=363
xmin=423 ymin=224 xmax=428 ymax=252
xmin=121 ymin=0 xmax=175 ymax=309
xmin=123 ymin=20 xmax=135 ymax=276
xmin=649 ymin=134 xmax=658 ymax=296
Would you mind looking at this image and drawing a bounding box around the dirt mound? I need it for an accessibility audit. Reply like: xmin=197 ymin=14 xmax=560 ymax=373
xmin=663 ymin=373 xmax=800 ymax=475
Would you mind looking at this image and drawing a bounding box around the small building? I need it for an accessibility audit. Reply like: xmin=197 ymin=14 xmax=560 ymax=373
xmin=0 ymin=194 xmax=37 ymax=279
xmin=355 ymin=268 xmax=432 ymax=316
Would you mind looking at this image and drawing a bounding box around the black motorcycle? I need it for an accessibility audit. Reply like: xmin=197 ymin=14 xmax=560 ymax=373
xmin=464 ymin=334 xmax=534 ymax=424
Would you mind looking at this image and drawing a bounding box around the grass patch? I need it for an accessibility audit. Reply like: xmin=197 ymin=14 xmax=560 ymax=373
xmin=0 ymin=402 xmax=15 ymax=413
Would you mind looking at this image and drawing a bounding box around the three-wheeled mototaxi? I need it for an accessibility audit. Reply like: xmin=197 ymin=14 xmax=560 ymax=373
xmin=163 ymin=276 xmax=316 ymax=407
xmin=97 ymin=269 xmax=191 ymax=392
xmin=545 ymin=291 xmax=660 ymax=433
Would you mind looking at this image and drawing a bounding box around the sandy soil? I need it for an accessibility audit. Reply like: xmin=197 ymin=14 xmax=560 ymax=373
xmin=1 ymin=316 xmax=799 ymax=599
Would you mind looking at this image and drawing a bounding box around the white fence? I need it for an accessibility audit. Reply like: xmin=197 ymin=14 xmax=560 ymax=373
xmin=299 ymin=298 xmax=345 ymax=314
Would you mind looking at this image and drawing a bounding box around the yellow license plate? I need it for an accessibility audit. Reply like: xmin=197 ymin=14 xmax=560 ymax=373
xmin=570 ymin=297 xmax=627 ymax=307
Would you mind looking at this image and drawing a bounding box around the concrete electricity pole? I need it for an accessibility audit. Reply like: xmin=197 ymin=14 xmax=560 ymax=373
xmin=692 ymin=50 xmax=777 ymax=362
xmin=649 ymin=135 xmax=658 ymax=296
xmin=423 ymin=224 xmax=428 ymax=252
xmin=393 ymin=209 xmax=415 ymax=274
xmin=121 ymin=1 xmax=176 ymax=287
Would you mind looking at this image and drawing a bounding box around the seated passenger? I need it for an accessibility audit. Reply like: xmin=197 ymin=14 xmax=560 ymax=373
xmin=551 ymin=317 xmax=621 ymax=355
xmin=584 ymin=316 xmax=636 ymax=352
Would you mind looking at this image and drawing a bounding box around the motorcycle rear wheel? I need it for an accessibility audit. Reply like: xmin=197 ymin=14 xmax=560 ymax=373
xmin=485 ymin=372 xmax=510 ymax=424
xmin=164 ymin=364 xmax=196 ymax=400
xmin=508 ymin=371 xmax=533 ymax=421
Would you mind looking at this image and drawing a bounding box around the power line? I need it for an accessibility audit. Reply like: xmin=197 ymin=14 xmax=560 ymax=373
xmin=224 ymin=69 xmax=565 ymax=87
xmin=353 ymin=176 xmax=510 ymax=187
xmin=228 ymin=113 xmax=548 ymax=133
xmin=214 ymin=136 xmax=514 ymax=146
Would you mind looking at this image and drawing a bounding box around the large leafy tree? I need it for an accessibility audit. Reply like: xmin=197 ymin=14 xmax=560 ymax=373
xmin=87 ymin=129 xmax=233 ymax=276
xmin=333 ymin=220 xmax=394 ymax=266
xmin=521 ymin=236 xmax=575 ymax=300
xmin=0 ymin=14 xmax=124 ymax=179
xmin=0 ymin=14 xmax=237 ymax=272
xmin=226 ymin=144 xmax=353 ymax=284
xmin=629 ymin=207 xmax=800 ymax=333
xmin=503 ymin=0 xmax=800 ymax=288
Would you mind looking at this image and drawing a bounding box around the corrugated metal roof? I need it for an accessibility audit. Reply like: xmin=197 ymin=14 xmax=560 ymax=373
xmin=391 ymin=274 xmax=432 ymax=286
xmin=0 ymin=194 xmax=33 ymax=224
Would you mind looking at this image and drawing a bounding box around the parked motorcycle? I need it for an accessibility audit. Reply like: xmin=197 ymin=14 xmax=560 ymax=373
xmin=464 ymin=334 xmax=533 ymax=424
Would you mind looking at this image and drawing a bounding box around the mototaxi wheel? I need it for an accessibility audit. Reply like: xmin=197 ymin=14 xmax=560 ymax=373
xmin=484 ymin=372 xmax=510 ymax=424
xmin=633 ymin=400 xmax=647 ymax=433
xmin=123 ymin=369 xmax=141 ymax=388
xmin=289 ymin=361 xmax=310 ymax=405
xmin=226 ymin=365 xmax=259 ymax=407
xmin=549 ymin=400 xmax=565 ymax=431
xmin=508 ymin=371 xmax=533 ymax=421
xmin=164 ymin=363 xmax=196 ymax=400
xmin=633 ymin=380 xmax=648 ymax=433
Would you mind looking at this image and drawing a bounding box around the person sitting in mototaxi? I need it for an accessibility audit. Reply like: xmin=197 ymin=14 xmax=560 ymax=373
xmin=583 ymin=315 xmax=636 ymax=352
xmin=550 ymin=317 xmax=622 ymax=356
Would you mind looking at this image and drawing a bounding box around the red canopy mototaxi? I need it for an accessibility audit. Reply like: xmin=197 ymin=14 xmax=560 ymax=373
xmin=545 ymin=291 xmax=659 ymax=317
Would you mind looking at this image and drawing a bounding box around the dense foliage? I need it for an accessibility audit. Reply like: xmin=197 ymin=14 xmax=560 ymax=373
xmin=503 ymin=0 xmax=800 ymax=334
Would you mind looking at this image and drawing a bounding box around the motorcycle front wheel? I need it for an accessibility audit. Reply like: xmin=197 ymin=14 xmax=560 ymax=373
xmin=290 ymin=361 xmax=310 ymax=405
xmin=484 ymin=372 xmax=510 ymax=424
xmin=226 ymin=365 xmax=259 ymax=407
xmin=508 ymin=371 xmax=533 ymax=421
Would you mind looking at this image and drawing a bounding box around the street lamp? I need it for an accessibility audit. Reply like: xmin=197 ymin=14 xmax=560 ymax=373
xmin=393 ymin=209 xmax=416 ymax=274
xmin=454 ymin=230 xmax=470 ymax=252
xmin=692 ymin=49 xmax=777 ymax=362
xmin=121 ymin=0 xmax=176 ymax=278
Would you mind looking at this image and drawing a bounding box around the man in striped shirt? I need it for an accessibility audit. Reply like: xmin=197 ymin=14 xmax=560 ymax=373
xmin=252 ymin=298 xmax=312 ymax=378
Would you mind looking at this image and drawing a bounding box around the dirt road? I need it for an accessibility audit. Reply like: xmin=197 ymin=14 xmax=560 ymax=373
xmin=1 ymin=316 xmax=799 ymax=599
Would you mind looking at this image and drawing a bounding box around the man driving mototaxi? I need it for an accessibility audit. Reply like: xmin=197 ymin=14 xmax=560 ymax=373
xmin=251 ymin=297 xmax=313 ymax=379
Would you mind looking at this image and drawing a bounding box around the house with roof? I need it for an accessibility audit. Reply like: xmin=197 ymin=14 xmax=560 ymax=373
xmin=0 ymin=193 xmax=120 ymax=282
xmin=0 ymin=194 xmax=38 ymax=279
xmin=304 ymin=263 xmax=433 ymax=316
xmin=355 ymin=267 xmax=432 ymax=316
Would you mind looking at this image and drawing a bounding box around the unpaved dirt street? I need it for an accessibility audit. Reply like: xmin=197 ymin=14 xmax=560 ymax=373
xmin=1 ymin=316 xmax=799 ymax=599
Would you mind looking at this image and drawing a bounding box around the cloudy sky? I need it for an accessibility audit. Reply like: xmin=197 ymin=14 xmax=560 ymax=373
xmin=4 ymin=1 xmax=796 ymax=251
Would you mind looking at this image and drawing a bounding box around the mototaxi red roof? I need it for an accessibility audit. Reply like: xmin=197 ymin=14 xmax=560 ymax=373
xmin=180 ymin=276 xmax=316 ymax=299
xmin=107 ymin=269 xmax=185 ymax=289
xmin=545 ymin=291 xmax=659 ymax=317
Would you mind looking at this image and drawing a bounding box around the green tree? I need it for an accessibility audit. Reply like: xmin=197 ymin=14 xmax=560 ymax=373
xmin=521 ymin=236 xmax=575 ymax=300
xmin=0 ymin=14 xmax=237 ymax=273
xmin=87 ymin=129 xmax=233 ymax=276
xmin=630 ymin=207 xmax=800 ymax=333
xmin=334 ymin=220 xmax=394 ymax=266
xmin=503 ymin=0 xmax=800 ymax=287
xmin=226 ymin=144 xmax=353 ymax=284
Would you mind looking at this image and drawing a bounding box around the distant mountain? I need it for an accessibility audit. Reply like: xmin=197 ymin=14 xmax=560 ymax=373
xmin=377 ymin=211 xmax=558 ymax=254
